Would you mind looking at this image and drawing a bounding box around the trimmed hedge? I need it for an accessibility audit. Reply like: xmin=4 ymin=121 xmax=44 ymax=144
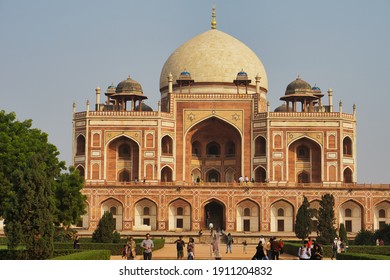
xmin=337 ymin=253 xmax=390 ymax=260
xmin=53 ymin=238 xmax=165 ymax=256
xmin=51 ymin=250 xmax=111 ymax=260
xmin=344 ymin=246 xmax=390 ymax=256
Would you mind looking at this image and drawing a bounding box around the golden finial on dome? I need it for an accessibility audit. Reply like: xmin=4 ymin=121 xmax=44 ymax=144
xmin=211 ymin=5 xmax=216 ymax=29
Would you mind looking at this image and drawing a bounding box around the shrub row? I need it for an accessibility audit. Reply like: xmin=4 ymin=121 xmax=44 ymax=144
xmin=54 ymin=238 xmax=165 ymax=256
xmin=337 ymin=253 xmax=390 ymax=260
xmin=51 ymin=250 xmax=111 ymax=260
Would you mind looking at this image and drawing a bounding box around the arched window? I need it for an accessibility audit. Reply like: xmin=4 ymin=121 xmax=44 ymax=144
xmin=379 ymin=209 xmax=386 ymax=218
xmin=118 ymin=144 xmax=130 ymax=159
xmin=118 ymin=170 xmax=130 ymax=182
xmin=143 ymin=207 xmax=150 ymax=216
xmin=297 ymin=145 xmax=310 ymax=160
xmin=244 ymin=208 xmax=251 ymax=216
xmin=177 ymin=207 xmax=184 ymax=216
xmin=225 ymin=141 xmax=235 ymax=157
xmin=277 ymin=208 xmax=284 ymax=217
xmin=76 ymin=135 xmax=86 ymax=155
xmin=162 ymin=136 xmax=173 ymax=155
xmin=345 ymin=208 xmax=352 ymax=217
xmin=298 ymin=171 xmax=310 ymax=183
xmin=343 ymin=137 xmax=353 ymax=156
xmin=344 ymin=168 xmax=353 ymax=183
xmin=192 ymin=141 xmax=201 ymax=157
xmin=206 ymin=142 xmax=220 ymax=157
xmin=110 ymin=207 xmax=117 ymax=215
xmin=255 ymin=136 xmax=266 ymax=156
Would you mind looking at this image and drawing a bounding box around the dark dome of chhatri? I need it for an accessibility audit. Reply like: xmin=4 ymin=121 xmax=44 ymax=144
xmin=274 ymin=103 xmax=292 ymax=112
xmin=116 ymin=76 xmax=143 ymax=95
xmin=285 ymin=76 xmax=312 ymax=95
xmin=135 ymin=103 xmax=154 ymax=112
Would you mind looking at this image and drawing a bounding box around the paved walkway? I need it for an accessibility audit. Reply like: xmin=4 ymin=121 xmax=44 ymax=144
xmin=111 ymin=243 xmax=298 ymax=260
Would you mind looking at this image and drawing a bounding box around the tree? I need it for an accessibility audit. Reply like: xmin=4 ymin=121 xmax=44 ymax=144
xmin=317 ymin=193 xmax=337 ymax=244
xmin=339 ymin=223 xmax=348 ymax=244
xmin=92 ymin=212 xmax=116 ymax=243
xmin=54 ymin=166 xmax=86 ymax=229
xmin=294 ymin=196 xmax=312 ymax=240
xmin=0 ymin=110 xmax=64 ymax=259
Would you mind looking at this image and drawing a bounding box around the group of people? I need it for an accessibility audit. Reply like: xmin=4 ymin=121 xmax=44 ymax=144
xmin=298 ymin=237 xmax=324 ymax=260
xmin=252 ymin=236 xmax=285 ymax=260
xmin=174 ymin=236 xmax=195 ymax=260
xmin=122 ymin=233 xmax=154 ymax=260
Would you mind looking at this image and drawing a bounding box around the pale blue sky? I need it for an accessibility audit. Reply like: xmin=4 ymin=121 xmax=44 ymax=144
xmin=0 ymin=0 xmax=389 ymax=183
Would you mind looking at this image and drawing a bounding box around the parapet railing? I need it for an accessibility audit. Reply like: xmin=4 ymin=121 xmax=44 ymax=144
xmin=83 ymin=180 xmax=390 ymax=190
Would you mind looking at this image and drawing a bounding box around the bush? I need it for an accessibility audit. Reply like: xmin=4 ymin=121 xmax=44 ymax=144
xmin=337 ymin=253 xmax=390 ymax=260
xmin=51 ymin=250 xmax=111 ymax=260
xmin=113 ymin=231 xmax=121 ymax=243
xmin=354 ymin=229 xmax=375 ymax=245
xmin=92 ymin=212 xmax=115 ymax=243
xmin=54 ymin=227 xmax=77 ymax=242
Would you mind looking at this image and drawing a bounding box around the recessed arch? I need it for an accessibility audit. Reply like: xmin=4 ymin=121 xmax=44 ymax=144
xmin=287 ymin=136 xmax=322 ymax=183
xmin=343 ymin=167 xmax=353 ymax=183
xmin=339 ymin=199 xmax=363 ymax=233
xmin=254 ymin=166 xmax=266 ymax=183
xmin=105 ymin=135 xmax=140 ymax=182
xmin=76 ymin=134 xmax=86 ymax=156
xmin=236 ymin=199 xmax=260 ymax=232
xmin=374 ymin=200 xmax=390 ymax=230
xmin=185 ymin=116 xmax=242 ymax=183
xmin=100 ymin=197 xmax=124 ymax=230
xmin=343 ymin=136 xmax=353 ymax=156
xmin=206 ymin=168 xmax=221 ymax=182
xmin=168 ymin=198 xmax=192 ymax=231
xmin=203 ymin=199 xmax=226 ymax=231
xmin=134 ymin=198 xmax=158 ymax=231
xmin=254 ymin=135 xmax=266 ymax=156
xmin=270 ymin=199 xmax=294 ymax=232
xmin=161 ymin=135 xmax=173 ymax=155
xmin=161 ymin=165 xmax=173 ymax=182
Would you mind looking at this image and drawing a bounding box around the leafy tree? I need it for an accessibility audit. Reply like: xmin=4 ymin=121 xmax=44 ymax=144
xmin=54 ymin=166 xmax=86 ymax=229
xmin=294 ymin=196 xmax=312 ymax=240
xmin=0 ymin=110 xmax=64 ymax=259
xmin=339 ymin=223 xmax=348 ymax=244
xmin=317 ymin=193 xmax=337 ymax=245
xmin=92 ymin=212 xmax=116 ymax=243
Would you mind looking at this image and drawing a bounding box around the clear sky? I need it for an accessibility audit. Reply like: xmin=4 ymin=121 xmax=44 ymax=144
xmin=0 ymin=0 xmax=389 ymax=183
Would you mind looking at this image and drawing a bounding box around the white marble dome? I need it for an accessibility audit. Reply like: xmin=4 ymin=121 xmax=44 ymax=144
xmin=159 ymin=29 xmax=268 ymax=93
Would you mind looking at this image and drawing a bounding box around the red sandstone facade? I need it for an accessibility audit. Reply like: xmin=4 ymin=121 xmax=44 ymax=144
xmin=72 ymin=16 xmax=390 ymax=236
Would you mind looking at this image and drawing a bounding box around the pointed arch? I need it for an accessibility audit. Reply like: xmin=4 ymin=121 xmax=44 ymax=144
xmin=76 ymin=134 xmax=86 ymax=155
xmin=343 ymin=136 xmax=353 ymax=156
xmin=203 ymin=198 xmax=226 ymax=230
xmin=254 ymin=166 xmax=266 ymax=183
xmin=254 ymin=135 xmax=266 ymax=156
xmin=374 ymin=200 xmax=390 ymax=230
xmin=161 ymin=165 xmax=173 ymax=182
xmin=161 ymin=135 xmax=173 ymax=155
xmin=236 ymin=199 xmax=260 ymax=232
xmin=168 ymin=198 xmax=192 ymax=231
xmin=343 ymin=167 xmax=353 ymax=183
xmin=100 ymin=197 xmax=124 ymax=230
xmin=270 ymin=199 xmax=294 ymax=232
xmin=105 ymin=135 xmax=140 ymax=182
xmin=339 ymin=199 xmax=363 ymax=233
xmin=287 ymin=136 xmax=322 ymax=183
xmin=134 ymin=198 xmax=158 ymax=231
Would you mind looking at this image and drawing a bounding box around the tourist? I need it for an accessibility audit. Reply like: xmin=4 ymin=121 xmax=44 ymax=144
xmin=226 ymin=233 xmax=233 ymax=253
xmin=187 ymin=237 xmax=195 ymax=260
xmin=126 ymin=236 xmax=136 ymax=260
xmin=252 ymin=240 xmax=267 ymax=260
xmin=242 ymin=240 xmax=248 ymax=254
xmin=298 ymin=240 xmax=311 ymax=260
xmin=310 ymin=242 xmax=323 ymax=260
xmin=270 ymin=236 xmax=281 ymax=260
xmin=141 ymin=233 xmax=154 ymax=260
xmin=174 ymin=236 xmax=186 ymax=260
xmin=73 ymin=233 xmax=80 ymax=250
